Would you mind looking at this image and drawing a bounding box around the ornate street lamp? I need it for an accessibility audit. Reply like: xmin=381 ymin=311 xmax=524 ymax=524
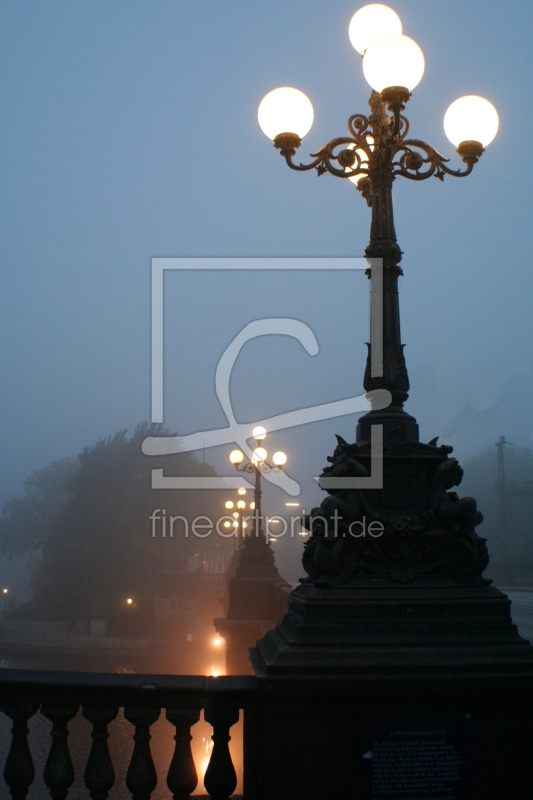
xmin=224 ymin=490 xmax=253 ymax=538
xmin=256 ymin=4 xmax=499 ymax=584
xmin=229 ymin=426 xmax=287 ymax=538
xmin=215 ymin=429 xmax=290 ymax=675
xmin=249 ymin=9 xmax=533 ymax=796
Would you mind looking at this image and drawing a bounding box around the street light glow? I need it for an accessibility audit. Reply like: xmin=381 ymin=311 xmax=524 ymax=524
xmin=349 ymin=4 xmax=402 ymax=55
xmin=252 ymin=425 xmax=267 ymax=441
xmin=252 ymin=447 xmax=267 ymax=464
xmin=363 ymin=34 xmax=425 ymax=92
xmin=444 ymin=95 xmax=499 ymax=148
xmin=225 ymin=500 xmax=234 ymax=509
xmin=237 ymin=487 xmax=247 ymax=496
xmin=126 ymin=598 xmax=133 ymax=605
xmin=230 ymin=449 xmax=244 ymax=464
xmin=272 ymin=451 xmax=287 ymax=467
xmin=258 ymin=87 xmax=314 ymax=140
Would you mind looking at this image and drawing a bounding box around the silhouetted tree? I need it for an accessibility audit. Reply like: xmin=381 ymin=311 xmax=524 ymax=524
xmin=1 ymin=423 xmax=233 ymax=624
xmin=0 ymin=458 xmax=77 ymax=556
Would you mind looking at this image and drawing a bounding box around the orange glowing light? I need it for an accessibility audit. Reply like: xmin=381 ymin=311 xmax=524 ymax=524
xmin=214 ymin=637 xmax=222 ymax=647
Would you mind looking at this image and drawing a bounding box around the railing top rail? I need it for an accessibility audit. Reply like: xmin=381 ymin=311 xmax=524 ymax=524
xmin=0 ymin=669 xmax=257 ymax=707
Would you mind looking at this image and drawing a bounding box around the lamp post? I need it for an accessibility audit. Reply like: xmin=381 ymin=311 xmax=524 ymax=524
xmin=214 ymin=428 xmax=290 ymax=674
xmin=258 ymin=23 xmax=497 ymax=442
xmin=229 ymin=426 xmax=287 ymax=539
xmin=249 ymin=12 xmax=533 ymax=796
xmin=224 ymin=488 xmax=253 ymax=541
xmin=254 ymin=3 xmax=499 ymax=586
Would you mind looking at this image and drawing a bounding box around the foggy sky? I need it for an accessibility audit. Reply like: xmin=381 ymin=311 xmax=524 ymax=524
xmin=2 ymin=0 xmax=533 ymax=587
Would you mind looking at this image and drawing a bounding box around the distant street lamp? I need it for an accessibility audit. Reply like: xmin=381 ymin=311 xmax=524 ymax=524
xmin=224 ymin=491 xmax=253 ymax=538
xmin=229 ymin=427 xmax=287 ymax=537
xmin=2 ymin=588 xmax=7 ymax=620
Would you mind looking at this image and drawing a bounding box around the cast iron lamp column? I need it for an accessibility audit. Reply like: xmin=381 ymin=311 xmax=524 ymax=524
xmin=258 ymin=30 xmax=498 ymax=441
xmin=251 ymin=2 xmax=533 ymax=653
xmin=248 ymin=9 xmax=533 ymax=798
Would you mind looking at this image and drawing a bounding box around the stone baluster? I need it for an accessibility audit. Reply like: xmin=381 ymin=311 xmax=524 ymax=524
xmin=40 ymin=705 xmax=78 ymax=800
xmin=166 ymin=707 xmax=201 ymax=800
xmin=82 ymin=706 xmax=118 ymax=800
xmin=124 ymin=707 xmax=160 ymax=800
xmin=203 ymin=700 xmax=239 ymax=800
xmin=2 ymin=703 xmax=38 ymax=800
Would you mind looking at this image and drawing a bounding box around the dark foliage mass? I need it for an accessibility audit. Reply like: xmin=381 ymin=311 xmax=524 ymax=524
xmin=0 ymin=423 xmax=232 ymax=623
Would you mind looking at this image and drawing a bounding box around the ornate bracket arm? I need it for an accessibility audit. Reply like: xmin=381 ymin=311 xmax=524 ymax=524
xmin=274 ymin=121 xmax=373 ymax=180
xmin=393 ymin=139 xmax=481 ymax=181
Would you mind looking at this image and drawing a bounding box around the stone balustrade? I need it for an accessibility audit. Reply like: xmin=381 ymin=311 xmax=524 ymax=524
xmin=0 ymin=669 xmax=255 ymax=800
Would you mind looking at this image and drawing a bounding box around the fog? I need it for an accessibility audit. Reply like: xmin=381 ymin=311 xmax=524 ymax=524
xmin=2 ymin=0 xmax=533 ymax=595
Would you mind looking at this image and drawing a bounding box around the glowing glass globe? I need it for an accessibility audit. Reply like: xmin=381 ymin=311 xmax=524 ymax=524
xmin=252 ymin=447 xmax=267 ymax=463
xmin=363 ymin=34 xmax=425 ymax=93
xmin=258 ymin=87 xmax=314 ymax=140
xmin=444 ymin=95 xmax=499 ymax=147
xmin=349 ymin=4 xmax=402 ymax=55
xmin=225 ymin=501 xmax=234 ymax=509
xmin=272 ymin=451 xmax=287 ymax=467
xmin=229 ymin=449 xmax=244 ymax=465
xmin=252 ymin=425 xmax=267 ymax=441
xmin=346 ymin=138 xmax=373 ymax=185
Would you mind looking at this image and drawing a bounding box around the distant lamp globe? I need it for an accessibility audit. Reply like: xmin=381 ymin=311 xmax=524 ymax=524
xmin=225 ymin=501 xmax=234 ymax=509
xmin=444 ymin=95 xmax=499 ymax=151
xmin=237 ymin=500 xmax=246 ymax=509
xmin=363 ymin=34 xmax=424 ymax=94
xmin=252 ymin=425 xmax=267 ymax=441
xmin=258 ymin=87 xmax=314 ymax=145
xmin=349 ymin=4 xmax=402 ymax=55
xmin=233 ymin=512 xmax=239 ymax=519
xmin=346 ymin=138 xmax=373 ymax=185
xmin=252 ymin=447 xmax=267 ymax=464
xmin=237 ymin=487 xmax=247 ymax=496
xmin=230 ymin=449 xmax=244 ymax=465
xmin=250 ymin=502 xmax=256 ymax=511
xmin=223 ymin=521 xmax=231 ymax=529
xmin=272 ymin=451 xmax=287 ymax=467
